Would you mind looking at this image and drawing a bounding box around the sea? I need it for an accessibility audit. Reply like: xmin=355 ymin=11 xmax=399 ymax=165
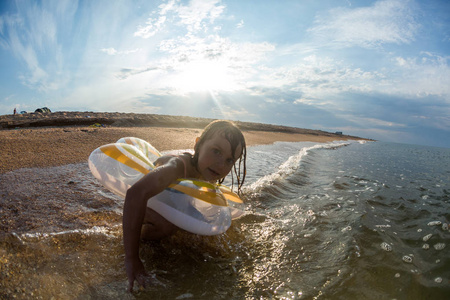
xmin=1 ymin=140 xmax=449 ymax=299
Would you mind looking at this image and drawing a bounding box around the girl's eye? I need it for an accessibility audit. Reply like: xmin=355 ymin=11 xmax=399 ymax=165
xmin=226 ymin=158 xmax=234 ymax=165
xmin=213 ymin=148 xmax=221 ymax=155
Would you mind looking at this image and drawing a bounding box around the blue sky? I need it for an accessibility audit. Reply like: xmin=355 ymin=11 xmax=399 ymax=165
xmin=0 ymin=0 xmax=449 ymax=148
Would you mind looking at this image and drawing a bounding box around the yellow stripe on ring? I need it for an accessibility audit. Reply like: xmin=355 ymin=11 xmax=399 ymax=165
xmin=168 ymin=180 xmax=228 ymax=206
xmin=100 ymin=145 xmax=151 ymax=175
xmin=217 ymin=185 xmax=244 ymax=204
xmin=220 ymin=190 xmax=243 ymax=204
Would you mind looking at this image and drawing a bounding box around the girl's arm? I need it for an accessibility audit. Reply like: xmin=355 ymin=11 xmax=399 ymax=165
xmin=123 ymin=157 xmax=183 ymax=291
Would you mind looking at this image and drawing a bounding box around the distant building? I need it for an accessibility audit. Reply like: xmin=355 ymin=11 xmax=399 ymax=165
xmin=335 ymin=131 xmax=343 ymax=135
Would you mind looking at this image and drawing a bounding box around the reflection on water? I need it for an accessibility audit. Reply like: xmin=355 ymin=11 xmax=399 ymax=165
xmin=1 ymin=141 xmax=449 ymax=299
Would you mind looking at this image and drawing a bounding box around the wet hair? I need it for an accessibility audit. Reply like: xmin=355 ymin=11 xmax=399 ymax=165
xmin=192 ymin=120 xmax=247 ymax=192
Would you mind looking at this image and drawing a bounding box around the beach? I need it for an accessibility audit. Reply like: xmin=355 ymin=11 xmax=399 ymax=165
xmin=1 ymin=112 xmax=392 ymax=299
xmin=0 ymin=112 xmax=365 ymax=234
xmin=0 ymin=111 xmax=362 ymax=174
xmin=1 ymin=113 xmax=448 ymax=299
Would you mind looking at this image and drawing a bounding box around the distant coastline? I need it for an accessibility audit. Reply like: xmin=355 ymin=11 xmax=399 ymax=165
xmin=0 ymin=111 xmax=366 ymax=140
xmin=0 ymin=111 xmax=372 ymax=174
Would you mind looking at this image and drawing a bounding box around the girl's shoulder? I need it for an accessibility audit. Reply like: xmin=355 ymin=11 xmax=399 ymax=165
xmin=154 ymin=155 xmax=173 ymax=167
xmin=154 ymin=153 xmax=191 ymax=167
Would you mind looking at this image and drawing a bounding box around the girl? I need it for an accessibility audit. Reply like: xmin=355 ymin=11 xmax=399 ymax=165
xmin=123 ymin=120 xmax=247 ymax=291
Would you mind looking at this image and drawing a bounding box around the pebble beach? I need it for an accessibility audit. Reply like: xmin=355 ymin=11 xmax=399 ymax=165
xmin=0 ymin=111 xmax=362 ymax=174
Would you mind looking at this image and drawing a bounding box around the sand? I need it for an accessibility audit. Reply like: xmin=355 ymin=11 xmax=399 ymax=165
xmin=0 ymin=112 xmax=364 ymax=173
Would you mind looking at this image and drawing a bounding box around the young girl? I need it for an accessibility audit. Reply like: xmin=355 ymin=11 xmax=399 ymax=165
xmin=123 ymin=120 xmax=247 ymax=291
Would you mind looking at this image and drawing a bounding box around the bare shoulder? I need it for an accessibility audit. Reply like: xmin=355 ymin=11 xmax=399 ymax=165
xmin=154 ymin=153 xmax=190 ymax=167
xmin=154 ymin=155 xmax=172 ymax=167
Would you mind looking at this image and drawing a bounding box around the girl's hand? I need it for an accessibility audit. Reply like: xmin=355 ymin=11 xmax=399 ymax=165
xmin=125 ymin=257 xmax=148 ymax=292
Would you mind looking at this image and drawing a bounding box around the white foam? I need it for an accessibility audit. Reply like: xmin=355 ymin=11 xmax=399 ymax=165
xmin=244 ymin=142 xmax=350 ymax=193
xmin=12 ymin=225 xmax=121 ymax=242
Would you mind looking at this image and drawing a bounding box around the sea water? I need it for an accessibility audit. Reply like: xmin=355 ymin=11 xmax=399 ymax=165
xmin=1 ymin=141 xmax=449 ymax=299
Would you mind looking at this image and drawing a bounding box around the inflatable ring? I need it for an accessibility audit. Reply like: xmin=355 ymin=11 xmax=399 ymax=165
xmin=88 ymin=137 xmax=245 ymax=235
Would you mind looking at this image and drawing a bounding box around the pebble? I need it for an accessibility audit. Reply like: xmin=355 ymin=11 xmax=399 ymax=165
xmin=433 ymin=243 xmax=445 ymax=250
xmin=422 ymin=244 xmax=430 ymax=250
xmin=434 ymin=277 xmax=443 ymax=284
xmin=402 ymin=255 xmax=413 ymax=263
xmin=422 ymin=234 xmax=432 ymax=242
xmin=380 ymin=242 xmax=392 ymax=252
xmin=427 ymin=221 xmax=442 ymax=226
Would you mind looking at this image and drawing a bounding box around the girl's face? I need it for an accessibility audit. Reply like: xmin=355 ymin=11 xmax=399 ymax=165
xmin=196 ymin=133 xmax=242 ymax=182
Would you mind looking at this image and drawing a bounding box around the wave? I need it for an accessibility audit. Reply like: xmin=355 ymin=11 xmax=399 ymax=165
xmin=243 ymin=142 xmax=351 ymax=195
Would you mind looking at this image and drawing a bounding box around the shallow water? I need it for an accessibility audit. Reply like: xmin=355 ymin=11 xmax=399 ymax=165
xmin=1 ymin=141 xmax=449 ymax=299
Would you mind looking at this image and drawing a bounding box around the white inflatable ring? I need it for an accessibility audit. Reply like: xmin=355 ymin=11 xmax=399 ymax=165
xmin=88 ymin=137 xmax=244 ymax=235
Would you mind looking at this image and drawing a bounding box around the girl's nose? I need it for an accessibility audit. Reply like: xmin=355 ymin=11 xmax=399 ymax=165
xmin=216 ymin=158 xmax=225 ymax=168
xmin=215 ymin=157 xmax=227 ymax=170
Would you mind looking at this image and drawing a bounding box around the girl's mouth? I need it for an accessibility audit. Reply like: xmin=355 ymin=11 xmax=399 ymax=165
xmin=208 ymin=168 xmax=220 ymax=177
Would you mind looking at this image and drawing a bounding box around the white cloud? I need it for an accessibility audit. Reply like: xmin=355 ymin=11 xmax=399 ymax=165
xmin=134 ymin=0 xmax=225 ymax=38
xmin=293 ymin=98 xmax=328 ymax=106
xmin=134 ymin=15 xmax=167 ymax=38
xmin=254 ymin=54 xmax=384 ymax=100
xmin=236 ymin=19 xmax=244 ymax=28
xmin=101 ymin=47 xmax=118 ymax=55
xmin=391 ymin=53 xmax=450 ymax=99
xmin=100 ymin=48 xmax=141 ymax=55
xmin=309 ymin=0 xmax=419 ymax=48
xmin=177 ymin=0 xmax=225 ymax=32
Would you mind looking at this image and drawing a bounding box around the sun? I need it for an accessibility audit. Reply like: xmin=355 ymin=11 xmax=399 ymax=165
xmin=172 ymin=61 xmax=237 ymax=93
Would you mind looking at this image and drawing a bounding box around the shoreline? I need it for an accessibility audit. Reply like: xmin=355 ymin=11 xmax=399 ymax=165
xmin=0 ymin=112 xmax=370 ymax=174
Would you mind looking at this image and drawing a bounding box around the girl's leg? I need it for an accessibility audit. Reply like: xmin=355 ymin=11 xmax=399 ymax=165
xmin=141 ymin=208 xmax=178 ymax=240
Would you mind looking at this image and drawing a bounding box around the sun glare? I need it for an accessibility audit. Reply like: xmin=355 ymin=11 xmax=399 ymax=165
xmin=172 ymin=61 xmax=237 ymax=93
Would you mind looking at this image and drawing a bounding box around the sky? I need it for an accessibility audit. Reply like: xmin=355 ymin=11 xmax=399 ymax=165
xmin=0 ymin=0 xmax=449 ymax=148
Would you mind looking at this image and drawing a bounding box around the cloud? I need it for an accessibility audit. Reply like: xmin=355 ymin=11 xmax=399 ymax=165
xmin=100 ymin=47 xmax=141 ymax=55
xmin=134 ymin=15 xmax=168 ymax=38
xmin=293 ymin=98 xmax=328 ymax=106
xmin=115 ymin=66 xmax=160 ymax=80
xmin=344 ymin=115 xmax=408 ymax=128
xmin=0 ymin=1 xmax=77 ymax=92
xmin=134 ymin=0 xmax=225 ymax=38
xmin=177 ymin=0 xmax=225 ymax=32
xmin=391 ymin=52 xmax=450 ymax=99
xmin=309 ymin=0 xmax=419 ymax=48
